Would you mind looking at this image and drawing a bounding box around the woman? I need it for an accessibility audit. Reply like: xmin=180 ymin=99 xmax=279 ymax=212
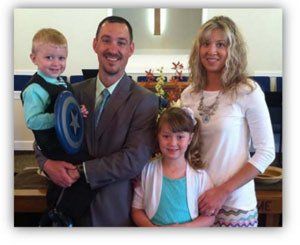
xmin=180 ymin=16 xmax=275 ymax=227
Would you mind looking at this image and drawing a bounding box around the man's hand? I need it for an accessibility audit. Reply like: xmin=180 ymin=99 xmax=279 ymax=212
xmin=67 ymin=168 xmax=80 ymax=180
xmin=43 ymin=159 xmax=80 ymax=188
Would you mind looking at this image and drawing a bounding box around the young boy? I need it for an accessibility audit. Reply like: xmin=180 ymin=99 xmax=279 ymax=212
xmin=21 ymin=28 xmax=77 ymax=160
xmin=21 ymin=29 xmax=92 ymax=225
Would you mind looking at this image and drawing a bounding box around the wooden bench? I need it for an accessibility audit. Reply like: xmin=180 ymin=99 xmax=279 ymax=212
xmin=14 ymin=168 xmax=48 ymax=213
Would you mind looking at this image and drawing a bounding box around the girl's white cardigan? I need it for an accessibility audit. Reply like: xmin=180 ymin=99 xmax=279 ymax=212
xmin=132 ymin=157 xmax=214 ymax=219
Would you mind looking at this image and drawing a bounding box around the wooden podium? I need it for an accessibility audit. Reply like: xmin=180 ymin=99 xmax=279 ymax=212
xmin=255 ymin=180 xmax=282 ymax=226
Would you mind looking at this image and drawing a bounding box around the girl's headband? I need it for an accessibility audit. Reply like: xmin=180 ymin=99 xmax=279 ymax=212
xmin=182 ymin=107 xmax=197 ymax=126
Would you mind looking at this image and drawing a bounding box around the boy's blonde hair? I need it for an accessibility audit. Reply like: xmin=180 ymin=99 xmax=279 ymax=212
xmin=157 ymin=107 xmax=206 ymax=170
xmin=31 ymin=28 xmax=67 ymax=53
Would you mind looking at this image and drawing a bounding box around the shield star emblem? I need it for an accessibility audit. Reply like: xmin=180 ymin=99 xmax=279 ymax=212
xmin=54 ymin=91 xmax=84 ymax=154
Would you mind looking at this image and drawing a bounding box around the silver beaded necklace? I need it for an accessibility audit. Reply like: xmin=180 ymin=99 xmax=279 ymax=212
xmin=197 ymin=90 xmax=222 ymax=124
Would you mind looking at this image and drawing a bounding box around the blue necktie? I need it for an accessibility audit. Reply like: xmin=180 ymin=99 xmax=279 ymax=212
xmin=95 ymin=89 xmax=110 ymax=125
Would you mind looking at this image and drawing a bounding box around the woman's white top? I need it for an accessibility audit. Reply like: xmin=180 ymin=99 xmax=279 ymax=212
xmin=180 ymin=81 xmax=275 ymax=210
xmin=132 ymin=157 xmax=213 ymax=219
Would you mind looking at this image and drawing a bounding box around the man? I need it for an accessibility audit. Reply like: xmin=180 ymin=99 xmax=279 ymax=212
xmin=35 ymin=16 xmax=159 ymax=226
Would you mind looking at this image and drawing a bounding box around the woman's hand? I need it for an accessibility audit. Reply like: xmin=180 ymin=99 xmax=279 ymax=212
xmin=198 ymin=163 xmax=260 ymax=216
xmin=198 ymin=185 xmax=230 ymax=216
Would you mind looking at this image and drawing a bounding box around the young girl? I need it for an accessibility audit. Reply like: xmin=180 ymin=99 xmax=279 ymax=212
xmin=131 ymin=107 xmax=215 ymax=227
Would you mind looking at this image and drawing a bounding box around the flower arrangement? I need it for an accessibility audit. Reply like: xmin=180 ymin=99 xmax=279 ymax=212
xmin=143 ymin=61 xmax=186 ymax=109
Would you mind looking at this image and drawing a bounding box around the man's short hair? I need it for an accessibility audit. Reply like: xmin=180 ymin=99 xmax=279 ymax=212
xmin=32 ymin=28 xmax=67 ymax=53
xmin=95 ymin=16 xmax=133 ymax=42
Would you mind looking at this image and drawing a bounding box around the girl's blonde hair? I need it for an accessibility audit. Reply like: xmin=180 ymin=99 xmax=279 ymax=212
xmin=32 ymin=28 xmax=68 ymax=54
xmin=189 ymin=16 xmax=254 ymax=96
xmin=157 ymin=107 xmax=206 ymax=170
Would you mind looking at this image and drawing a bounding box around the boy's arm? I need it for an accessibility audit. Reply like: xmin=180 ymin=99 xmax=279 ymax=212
xmin=22 ymin=84 xmax=54 ymax=130
xmin=131 ymin=208 xmax=157 ymax=227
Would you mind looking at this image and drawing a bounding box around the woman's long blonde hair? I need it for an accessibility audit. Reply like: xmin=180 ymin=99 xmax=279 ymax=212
xmin=189 ymin=16 xmax=254 ymax=96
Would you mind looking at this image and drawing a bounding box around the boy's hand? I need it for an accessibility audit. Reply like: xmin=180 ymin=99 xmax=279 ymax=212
xmin=80 ymin=104 xmax=89 ymax=118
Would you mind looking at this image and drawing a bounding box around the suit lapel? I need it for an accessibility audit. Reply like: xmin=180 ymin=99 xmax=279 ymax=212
xmin=81 ymin=78 xmax=97 ymax=154
xmin=95 ymin=75 xmax=132 ymax=140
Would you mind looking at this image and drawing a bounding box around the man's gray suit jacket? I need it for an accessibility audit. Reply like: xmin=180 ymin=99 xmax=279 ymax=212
xmin=73 ymin=74 xmax=159 ymax=226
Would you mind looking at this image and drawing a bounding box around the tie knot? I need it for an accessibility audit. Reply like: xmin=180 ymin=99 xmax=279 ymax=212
xmin=102 ymin=89 xmax=110 ymax=98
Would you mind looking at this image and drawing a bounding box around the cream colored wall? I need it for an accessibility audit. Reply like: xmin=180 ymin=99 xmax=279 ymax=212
xmin=114 ymin=8 xmax=202 ymax=52
xmin=14 ymin=93 xmax=34 ymax=150
xmin=14 ymin=8 xmax=282 ymax=76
